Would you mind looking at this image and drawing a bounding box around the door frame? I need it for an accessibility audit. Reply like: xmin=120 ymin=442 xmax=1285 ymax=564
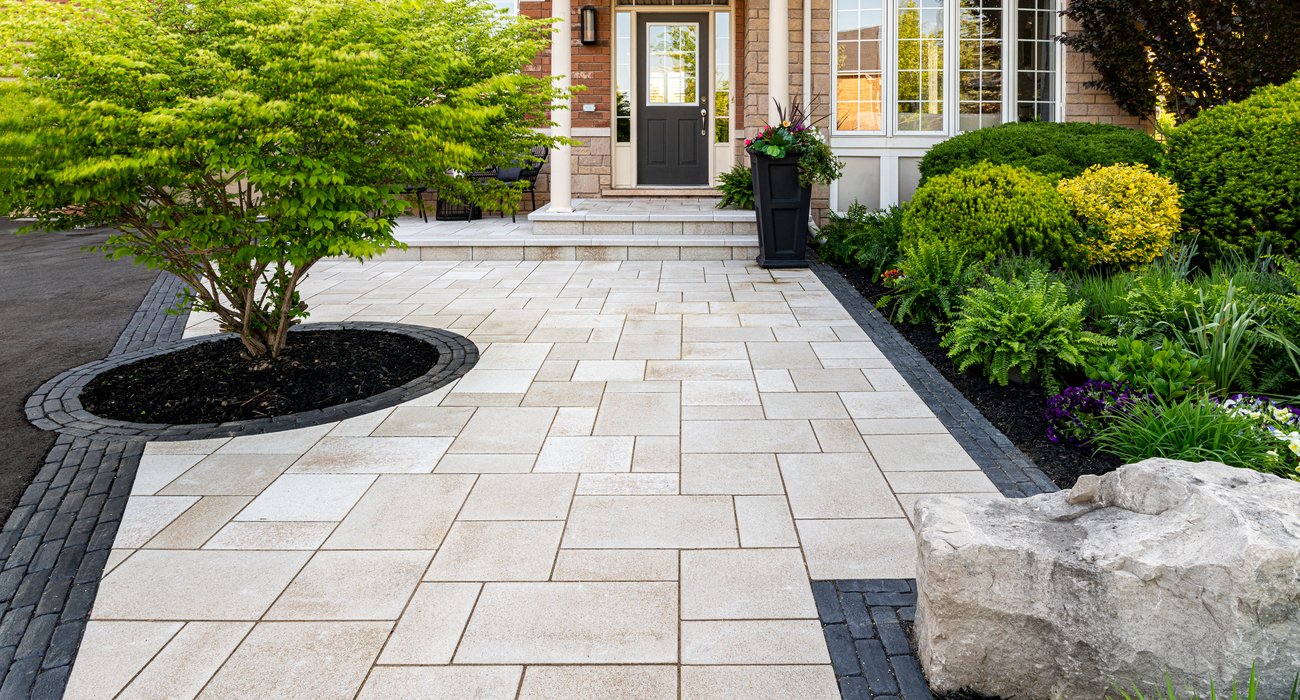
xmin=612 ymin=4 xmax=734 ymax=188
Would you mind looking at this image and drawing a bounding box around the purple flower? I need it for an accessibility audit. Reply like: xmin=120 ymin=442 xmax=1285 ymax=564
xmin=1044 ymin=380 xmax=1152 ymax=448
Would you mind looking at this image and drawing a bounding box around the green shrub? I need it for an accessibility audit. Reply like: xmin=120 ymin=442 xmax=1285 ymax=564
xmin=978 ymin=253 xmax=1060 ymax=287
xmin=1109 ymin=272 xmax=1201 ymax=340
xmin=716 ymin=163 xmax=754 ymax=210
xmin=1166 ymin=75 xmax=1300 ymax=259
xmin=815 ymin=202 xmax=905 ymax=278
xmin=1078 ymin=269 xmax=1135 ymax=323
xmin=942 ymin=271 xmax=1113 ymax=393
xmin=878 ymin=240 xmax=979 ymax=328
xmin=919 ymin=121 xmax=1165 ymax=184
xmin=1094 ymin=396 xmax=1285 ymax=476
xmin=1085 ymin=337 xmax=1211 ymax=401
xmin=904 ymin=163 xmax=1084 ymax=268
xmin=1175 ymin=283 xmax=1263 ymax=394
xmin=1058 ymin=163 xmax=1183 ymax=268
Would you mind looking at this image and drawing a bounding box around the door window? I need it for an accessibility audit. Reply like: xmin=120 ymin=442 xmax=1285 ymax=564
xmin=646 ymin=24 xmax=699 ymax=106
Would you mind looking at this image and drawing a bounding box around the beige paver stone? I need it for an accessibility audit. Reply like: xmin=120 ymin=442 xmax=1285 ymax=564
xmin=204 ymin=522 xmax=336 ymax=550
xmin=523 ymin=381 xmax=606 ymax=407
xmin=327 ymin=407 xmax=394 ymax=437
xmin=840 ymin=391 xmax=934 ymax=419
xmin=796 ymin=518 xmax=917 ymax=579
xmin=142 ymin=438 xmax=229 ymax=456
xmin=288 ymin=437 xmax=452 ymax=473
xmin=787 ymin=368 xmax=874 ymax=392
xmin=779 ymin=453 xmax=905 ymax=519
xmin=564 ymin=495 xmax=737 ymax=548
xmin=435 ymin=454 xmax=537 ymax=473
xmin=746 ymin=342 xmax=823 ymax=369
xmin=614 ymin=335 xmax=682 ymax=360
xmin=376 ymin=582 xmax=481 ymax=664
xmin=157 ymin=454 xmax=298 ymax=496
xmin=884 ymin=470 xmax=1000 ymax=493
xmin=855 ymin=417 xmax=948 ymax=434
xmin=862 ymin=368 xmax=911 ymax=391
xmin=551 ymin=550 xmax=679 ymax=581
xmin=682 ymin=620 xmax=831 ymax=664
xmin=103 ymin=548 xmax=133 ymax=577
xmin=760 ymin=392 xmax=849 ymax=420
xmin=680 ymin=549 xmax=818 ymax=619
xmin=632 ymin=436 xmax=680 ymax=472
xmin=325 ymin=474 xmax=475 ymax=548
xmin=94 ymin=550 xmax=311 ymax=620
xmin=454 ymin=369 xmax=538 ymax=393
xmin=63 ymin=621 xmax=184 ymax=700
xmin=214 ymin=424 xmax=332 ymax=455
xmin=592 ymin=392 xmax=681 ymax=436
xmin=681 ymin=380 xmax=760 ymax=406
xmin=455 ymin=582 xmax=677 ymax=663
xmin=680 ymin=454 xmax=783 ymax=495
xmin=571 ymin=360 xmax=645 ymax=381
xmin=680 ymin=665 xmax=840 ymax=700
xmin=132 ymin=455 xmax=204 ymax=495
xmin=865 ymin=433 xmax=982 ymax=471
xmin=576 ymin=473 xmax=679 ymax=495
xmin=734 ymin=496 xmax=800 ymax=547
xmin=145 ymin=496 xmax=252 ymax=549
xmin=236 ymin=474 xmax=377 ymax=522
xmin=644 ymin=360 xmax=753 ymax=381
xmin=459 ymin=473 xmax=577 ymax=520
xmin=425 ymin=521 xmax=564 ymax=581
xmin=534 ymin=436 xmax=636 ymax=472
xmin=753 ymin=369 xmax=797 ymax=392
xmin=449 ymin=407 xmax=557 ymax=453
xmin=476 ymin=342 xmax=553 ymax=369
xmin=358 ymin=667 xmax=523 ymax=700
xmin=116 ymin=621 xmax=252 ymax=700
xmin=549 ymin=407 xmax=599 ymax=435
xmin=196 ymin=621 xmax=389 ymax=700
xmin=371 ymin=408 xmax=475 ymax=437
xmin=518 ymin=665 xmax=677 ymax=700
xmin=682 ymin=342 xmax=749 ymax=360
xmin=810 ymin=419 xmax=870 ymax=452
xmin=547 ymin=342 xmax=617 ymax=360
xmin=268 ymin=550 xmax=431 ymax=620
xmin=116 ymin=496 xmax=199 ymax=548
xmin=680 ymin=420 xmax=820 ymax=453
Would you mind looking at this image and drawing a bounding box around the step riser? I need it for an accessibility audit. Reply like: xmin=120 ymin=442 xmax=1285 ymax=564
xmin=533 ymin=221 xmax=758 ymax=236
xmin=362 ymin=245 xmax=760 ymax=262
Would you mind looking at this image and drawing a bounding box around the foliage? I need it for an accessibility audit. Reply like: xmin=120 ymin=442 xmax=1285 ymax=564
xmin=1085 ymin=337 xmax=1211 ymax=401
xmin=1165 ymin=76 xmax=1300 ymax=259
xmin=1215 ymin=394 xmax=1300 ymax=481
xmin=941 ymin=271 xmax=1113 ymax=394
xmin=1058 ymin=164 xmax=1183 ymax=268
xmin=1095 ymin=396 xmax=1296 ymax=479
xmin=918 ymin=121 xmax=1165 ymax=184
xmin=1107 ymin=664 xmax=1300 ymax=700
xmin=978 ymin=253 xmax=1060 ymax=287
xmin=904 ymin=163 xmax=1084 ymax=269
xmin=879 ymin=241 xmax=979 ymax=328
xmin=1175 ymin=283 xmax=1262 ymax=394
xmin=1059 ymin=0 xmax=1300 ymax=123
xmin=815 ymin=202 xmax=906 ymax=279
xmin=1044 ymin=380 xmax=1152 ymax=448
xmin=745 ymin=100 xmax=843 ymax=188
xmin=716 ymin=163 xmax=754 ymax=210
xmin=0 ymin=0 xmax=564 ymax=357
xmin=1105 ymin=266 xmax=1200 ymax=341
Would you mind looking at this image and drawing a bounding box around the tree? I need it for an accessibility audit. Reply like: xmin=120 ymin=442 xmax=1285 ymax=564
xmin=1059 ymin=0 xmax=1300 ymax=124
xmin=0 ymin=0 xmax=568 ymax=357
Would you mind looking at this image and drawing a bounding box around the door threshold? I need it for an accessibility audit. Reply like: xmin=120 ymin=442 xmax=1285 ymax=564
xmin=601 ymin=187 xmax=721 ymax=198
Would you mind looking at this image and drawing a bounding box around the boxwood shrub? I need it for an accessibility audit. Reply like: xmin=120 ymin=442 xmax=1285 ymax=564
xmin=918 ymin=121 xmax=1165 ymax=184
xmin=1166 ymin=75 xmax=1300 ymax=258
xmin=903 ymin=163 xmax=1083 ymax=268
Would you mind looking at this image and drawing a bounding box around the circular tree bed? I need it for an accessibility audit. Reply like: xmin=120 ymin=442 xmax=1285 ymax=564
xmin=81 ymin=329 xmax=438 ymax=424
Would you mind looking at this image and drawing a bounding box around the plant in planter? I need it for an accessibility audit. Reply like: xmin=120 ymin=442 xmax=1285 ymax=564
xmin=745 ymin=100 xmax=844 ymax=267
xmin=0 ymin=0 xmax=566 ymax=358
xmin=716 ymin=164 xmax=755 ymax=210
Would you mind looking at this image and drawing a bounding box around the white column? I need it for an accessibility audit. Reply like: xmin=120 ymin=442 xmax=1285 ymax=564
xmin=769 ymin=0 xmax=789 ymax=123
xmin=802 ymin=0 xmax=811 ymax=111
xmin=550 ymin=0 xmax=573 ymax=213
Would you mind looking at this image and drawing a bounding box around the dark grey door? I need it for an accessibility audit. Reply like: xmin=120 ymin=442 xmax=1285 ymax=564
xmin=637 ymin=13 xmax=709 ymax=185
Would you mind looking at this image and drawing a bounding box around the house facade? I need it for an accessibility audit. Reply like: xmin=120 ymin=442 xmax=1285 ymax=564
xmin=515 ymin=0 xmax=1143 ymax=222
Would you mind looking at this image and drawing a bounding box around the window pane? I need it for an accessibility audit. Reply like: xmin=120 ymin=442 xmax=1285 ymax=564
xmin=1016 ymin=0 xmax=1055 ymax=122
xmin=617 ymin=12 xmax=631 ymax=142
xmin=897 ymin=0 xmax=943 ymax=132
xmin=836 ymin=0 xmax=883 ymax=131
xmin=715 ymin=13 xmax=729 ymax=142
xmin=958 ymin=0 xmax=1002 ymax=131
xmin=647 ymin=24 xmax=698 ymax=105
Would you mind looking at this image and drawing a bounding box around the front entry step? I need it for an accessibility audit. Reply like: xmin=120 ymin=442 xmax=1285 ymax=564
xmin=599 ymin=187 xmax=722 ymax=198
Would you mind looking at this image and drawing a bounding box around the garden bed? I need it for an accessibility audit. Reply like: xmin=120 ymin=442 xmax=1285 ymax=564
xmin=836 ymin=266 xmax=1121 ymax=489
xmin=81 ymin=329 xmax=438 ymax=424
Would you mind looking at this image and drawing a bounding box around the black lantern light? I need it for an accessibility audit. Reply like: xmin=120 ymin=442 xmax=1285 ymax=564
xmin=579 ymin=6 xmax=598 ymax=45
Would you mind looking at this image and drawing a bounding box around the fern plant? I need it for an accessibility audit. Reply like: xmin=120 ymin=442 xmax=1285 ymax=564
xmin=816 ymin=202 xmax=906 ymax=278
xmin=879 ymin=241 xmax=980 ymax=328
xmin=716 ymin=163 xmax=754 ymax=210
xmin=942 ymin=271 xmax=1113 ymax=393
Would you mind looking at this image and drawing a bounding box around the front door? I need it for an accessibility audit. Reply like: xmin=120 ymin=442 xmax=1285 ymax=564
xmin=637 ymin=14 xmax=709 ymax=185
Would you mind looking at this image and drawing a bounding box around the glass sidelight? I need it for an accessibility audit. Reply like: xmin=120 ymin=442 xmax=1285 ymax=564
xmin=645 ymin=23 xmax=699 ymax=106
xmin=616 ymin=13 xmax=632 ymax=142
xmin=714 ymin=13 xmax=730 ymax=143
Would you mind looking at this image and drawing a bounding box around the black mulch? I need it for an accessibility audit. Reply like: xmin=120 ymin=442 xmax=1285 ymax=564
xmin=80 ymin=329 xmax=439 ymax=424
xmin=835 ymin=267 xmax=1121 ymax=489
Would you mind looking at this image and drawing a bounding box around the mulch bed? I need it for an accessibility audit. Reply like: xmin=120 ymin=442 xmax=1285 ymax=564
xmin=81 ymin=329 xmax=439 ymax=424
xmin=835 ymin=267 xmax=1121 ymax=489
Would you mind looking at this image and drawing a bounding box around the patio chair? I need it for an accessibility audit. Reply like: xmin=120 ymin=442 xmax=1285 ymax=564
xmin=494 ymin=146 xmax=549 ymax=222
xmin=403 ymin=185 xmax=429 ymax=223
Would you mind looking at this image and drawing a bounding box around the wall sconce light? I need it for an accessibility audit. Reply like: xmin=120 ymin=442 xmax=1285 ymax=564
xmin=580 ymin=6 xmax=598 ymax=45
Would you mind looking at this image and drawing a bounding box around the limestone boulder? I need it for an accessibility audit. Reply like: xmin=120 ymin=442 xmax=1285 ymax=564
xmin=914 ymin=459 xmax=1300 ymax=700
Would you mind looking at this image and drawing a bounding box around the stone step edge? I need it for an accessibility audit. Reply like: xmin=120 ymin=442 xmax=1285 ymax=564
xmin=391 ymin=236 xmax=758 ymax=247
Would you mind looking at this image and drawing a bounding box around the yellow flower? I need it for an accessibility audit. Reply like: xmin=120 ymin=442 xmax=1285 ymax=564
xmin=1289 ymin=442 xmax=1300 ymax=457
xmin=782 ymin=120 xmax=790 ymax=127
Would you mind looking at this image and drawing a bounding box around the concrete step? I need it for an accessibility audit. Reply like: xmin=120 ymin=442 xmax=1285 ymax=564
xmin=599 ymin=187 xmax=721 ymax=198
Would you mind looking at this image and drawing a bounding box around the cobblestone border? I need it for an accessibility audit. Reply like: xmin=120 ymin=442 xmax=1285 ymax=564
xmin=807 ymin=259 xmax=1058 ymax=498
xmin=26 ymin=322 xmax=478 ymax=442
xmin=813 ymin=579 xmax=932 ymax=700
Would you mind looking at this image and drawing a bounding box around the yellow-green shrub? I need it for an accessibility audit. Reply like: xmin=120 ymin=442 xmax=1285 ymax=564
xmin=1058 ymin=164 xmax=1182 ymax=268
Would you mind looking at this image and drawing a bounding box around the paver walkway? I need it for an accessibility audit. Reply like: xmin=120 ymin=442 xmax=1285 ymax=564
xmin=67 ymin=259 xmax=1000 ymax=700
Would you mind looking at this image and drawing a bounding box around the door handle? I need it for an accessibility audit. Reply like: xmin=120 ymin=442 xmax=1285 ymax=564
xmin=701 ymin=109 xmax=707 ymax=136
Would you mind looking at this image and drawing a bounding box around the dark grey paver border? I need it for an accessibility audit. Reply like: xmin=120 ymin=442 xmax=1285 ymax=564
xmin=814 ymin=578 xmax=932 ymax=700
xmin=26 ymin=322 xmax=478 ymax=442
xmin=807 ymin=259 xmax=1059 ymax=498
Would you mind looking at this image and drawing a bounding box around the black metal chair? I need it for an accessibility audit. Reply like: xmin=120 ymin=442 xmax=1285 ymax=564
xmin=402 ymin=185 xmax=429 ymax=222
xmin=494 ymin=146 xmax=550 ymax=222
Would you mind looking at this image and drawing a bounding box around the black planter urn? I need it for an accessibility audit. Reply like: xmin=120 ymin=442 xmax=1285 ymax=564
xmin=747 ymin=148 xmax=811 ymax=269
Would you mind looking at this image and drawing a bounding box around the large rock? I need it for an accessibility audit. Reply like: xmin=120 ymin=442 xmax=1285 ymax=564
xmin=914 ymin=459 xmax=1300 ymax=700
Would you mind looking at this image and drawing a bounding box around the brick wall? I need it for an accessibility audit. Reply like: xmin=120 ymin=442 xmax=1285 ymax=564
xmin=1061 ymin=9 xmax=1149 ymax=130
